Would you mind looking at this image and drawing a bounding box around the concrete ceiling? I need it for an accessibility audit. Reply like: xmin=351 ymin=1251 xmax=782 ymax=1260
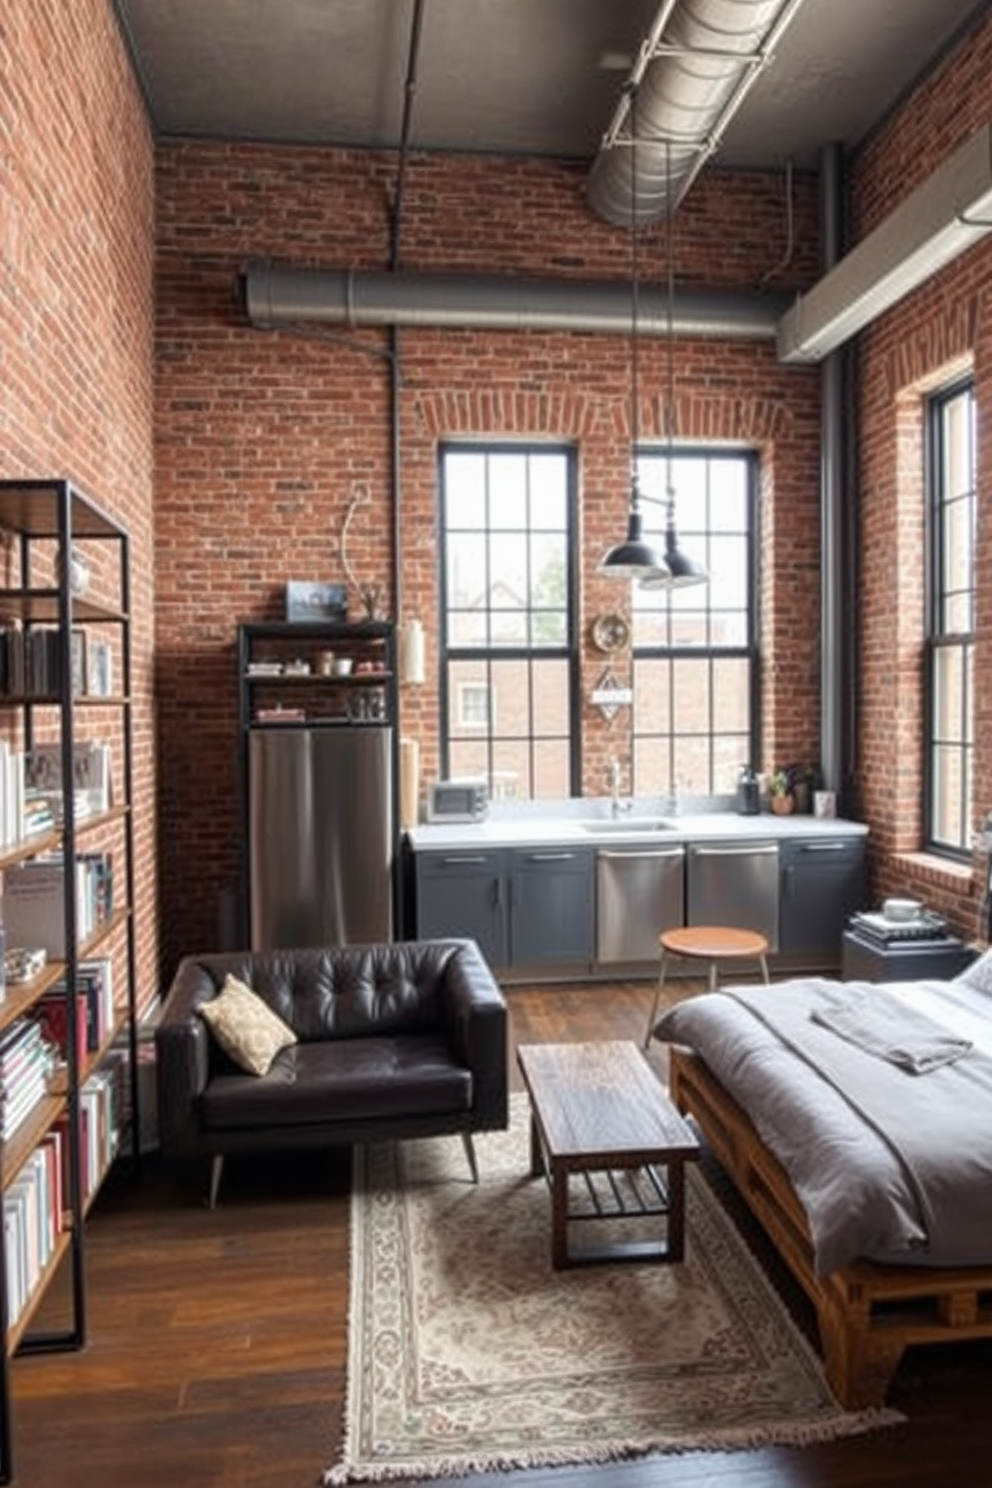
xmin=116 ymin=0 xmax=988 ymax=172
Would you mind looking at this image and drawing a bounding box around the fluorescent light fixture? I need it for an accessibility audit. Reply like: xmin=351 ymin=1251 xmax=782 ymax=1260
xmin=777 ymin=124 xmax=992 ymax=365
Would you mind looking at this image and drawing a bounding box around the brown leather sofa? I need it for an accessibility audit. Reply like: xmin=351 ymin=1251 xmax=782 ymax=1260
xmin=155 ymin=938 xmax=508 ymax=1205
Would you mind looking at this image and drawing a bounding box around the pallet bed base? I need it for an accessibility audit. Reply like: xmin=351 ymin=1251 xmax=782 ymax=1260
xmin=668 ymin=1046 xmax=992 ymax=1408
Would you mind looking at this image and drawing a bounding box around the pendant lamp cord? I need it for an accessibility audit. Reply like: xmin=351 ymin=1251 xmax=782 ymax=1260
xmin=665 ymin=136 xmax=676 ymax=530
xmin=629 ymin=84 xmax=641 ymax=511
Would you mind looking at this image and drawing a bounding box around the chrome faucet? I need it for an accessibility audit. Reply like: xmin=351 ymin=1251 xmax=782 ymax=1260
xmin=608 ymin=756 xmax=632 ymax=817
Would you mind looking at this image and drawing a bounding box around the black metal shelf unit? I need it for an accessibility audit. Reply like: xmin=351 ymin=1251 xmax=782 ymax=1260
xmin=0 ymin=478 xmax=139 ymax=1485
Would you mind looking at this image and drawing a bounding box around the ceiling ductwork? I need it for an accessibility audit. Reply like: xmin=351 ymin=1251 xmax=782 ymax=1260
xmin=587 ymin=0 xmax=809 ymax=227
xmin=777 ymin=122 xmax=992 ymax=363
xmin=241 ymin=262 xmax=788 ymax=339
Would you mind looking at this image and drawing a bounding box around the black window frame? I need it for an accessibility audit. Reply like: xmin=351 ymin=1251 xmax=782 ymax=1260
xmin=924 ymin=377 xmax=975 ymax=859
xmin=437 ymin=441 xmax=581 ymax=798
xmin=629 ymin=446 xmax=760 ymax=798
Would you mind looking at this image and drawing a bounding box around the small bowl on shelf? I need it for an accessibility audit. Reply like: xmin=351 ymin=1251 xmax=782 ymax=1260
xmin=882 ymin=897 xmax=923 ymax=923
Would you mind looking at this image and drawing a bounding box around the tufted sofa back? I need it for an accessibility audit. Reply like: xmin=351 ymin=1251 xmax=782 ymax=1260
xmin=182 ymin=939 xmax=481 ymax=1042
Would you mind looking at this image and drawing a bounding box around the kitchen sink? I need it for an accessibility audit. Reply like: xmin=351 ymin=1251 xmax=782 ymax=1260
xmin=580 ymin=818 xmax=676 ymax=834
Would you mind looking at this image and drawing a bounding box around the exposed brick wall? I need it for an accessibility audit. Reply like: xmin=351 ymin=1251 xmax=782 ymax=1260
xmin=852 ymin=5 xmax=992 ymax=935
xmin=154 ymin=140 xmax=822 ymax=967
xmin=1 ymin=1 xmax=158 ymax=1000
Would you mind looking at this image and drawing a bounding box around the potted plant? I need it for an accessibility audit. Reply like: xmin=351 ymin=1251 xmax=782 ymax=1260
xmin=783 ymin=762 xmax=821 ymax=815
xmin=766 ymin=768 xmax=795 ymax=815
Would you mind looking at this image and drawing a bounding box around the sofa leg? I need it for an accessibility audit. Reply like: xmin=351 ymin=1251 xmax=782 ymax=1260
xmin=461 ymin=1132 xmax=479 ymax=1184
xmin=207 ymin=1154 xmax=224 ymax=1209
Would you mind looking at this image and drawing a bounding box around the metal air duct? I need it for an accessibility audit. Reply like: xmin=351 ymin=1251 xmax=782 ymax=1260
xmin=241 ymin=262 xmax=787 ymax=340
xmin=587 ymin=0 xmax=809 ymax=227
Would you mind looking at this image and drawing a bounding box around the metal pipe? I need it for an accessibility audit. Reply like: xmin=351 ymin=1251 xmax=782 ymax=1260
xmin=242 ymin=262 xmax=788 ymax=339
xmin=819 ymin=142 xmax=845 ymax=799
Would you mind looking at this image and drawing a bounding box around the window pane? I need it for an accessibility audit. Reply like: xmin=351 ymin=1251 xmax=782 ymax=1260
xmin=445 ymin=533 xmax=488 ymax=611
xmin=489 ymin=453 xmax=528 ymax=529
xmin=445 ymin=452 xmax=487 ymax=528
xmin=530 ymin=454 xmax=567 ymax=528
xmin=532 ymin=658 xmax=569 ymax=736
xmin=712 ymin=657 xmax=750 ymax=733
xmin=633 ymin=658 xmax=672 ymax=733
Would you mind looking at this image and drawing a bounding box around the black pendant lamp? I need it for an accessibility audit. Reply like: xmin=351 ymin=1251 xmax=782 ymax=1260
xmin=597 ymin=86 xmax=670 ymax=583
xmin=639 ymin=139 xmax=707 ymax=592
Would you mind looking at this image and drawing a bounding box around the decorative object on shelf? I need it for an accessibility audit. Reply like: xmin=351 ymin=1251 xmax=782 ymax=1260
xmin=590 ymin=665 xmax=633 ymax=724
xmin=56 ymin=543 xmax=91 ymax=596
xmin=638 ymin=138 xmax=707 ymax=593
xmin=340 ymin=482 xmax=389 ymax=621
xmin=590 ymin=612 xmax=630 ymax=654
xmin=284 ymin=580 xmax=348 ymax=623
xmin=398 ymin=616 xmax=426 ymax=684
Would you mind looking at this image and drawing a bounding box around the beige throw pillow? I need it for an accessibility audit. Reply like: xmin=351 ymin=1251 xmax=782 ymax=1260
xmin=198 ymin=973 xmax=297 ymax=1076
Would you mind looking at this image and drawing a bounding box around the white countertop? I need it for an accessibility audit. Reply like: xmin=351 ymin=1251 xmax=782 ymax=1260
xmin=407 ymin=807 xmax=868 ymax=852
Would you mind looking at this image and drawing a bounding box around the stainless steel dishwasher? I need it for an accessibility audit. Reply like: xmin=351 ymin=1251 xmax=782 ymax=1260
xmin=686 ymin=840 xmax=780 ymax=950
xmin=596 ymin=845 xmax=685 ymax=964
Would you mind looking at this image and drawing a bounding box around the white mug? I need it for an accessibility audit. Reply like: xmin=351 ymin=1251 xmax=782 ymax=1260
xmin=813 ymin=790 xmax=836 ymax=819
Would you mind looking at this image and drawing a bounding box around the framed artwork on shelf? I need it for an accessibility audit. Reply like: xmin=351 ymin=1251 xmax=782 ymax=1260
xmin=71 ymin=628 xmax=87 ymax=696
xmin=86 ymin=637 xmax=113 ymax=698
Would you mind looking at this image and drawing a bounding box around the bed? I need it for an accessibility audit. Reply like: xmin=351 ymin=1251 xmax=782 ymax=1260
xmin=652 ymin=959 xmax=992 ymax=1409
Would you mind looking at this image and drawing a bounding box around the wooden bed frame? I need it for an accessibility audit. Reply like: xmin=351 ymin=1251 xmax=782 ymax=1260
xmin=668 ymin=1045 xmax=992 ymax=1408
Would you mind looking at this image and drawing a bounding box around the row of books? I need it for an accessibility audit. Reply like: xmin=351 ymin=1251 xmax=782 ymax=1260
xmin=0 ymin=960 xmax=114 ymax=1139
xmin=0 ymin=739 xmax=112 ymax=852
xmin=3 ymin=1127 xmax=65 ymax=1331
xmin=0 ymin=1019 xmax=57 ymax=1141
xmin=0 ymin=626 xmax=113 ymax=701
xmin=3 ymin=1055 xmax=128 ymax=1331
xmin=3 ymin=852 xmax=115 ymax=959
xmin=29 ymin=958 xmax=116 ymax=1071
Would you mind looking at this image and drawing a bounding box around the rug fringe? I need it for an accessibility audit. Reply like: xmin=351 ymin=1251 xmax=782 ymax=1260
xmin=323 ymin=1405 xmax=905 ymax=1483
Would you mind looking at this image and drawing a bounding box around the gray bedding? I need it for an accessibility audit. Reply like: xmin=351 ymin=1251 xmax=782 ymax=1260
xmin=653 ymin=976 xmax=992 ymax=1276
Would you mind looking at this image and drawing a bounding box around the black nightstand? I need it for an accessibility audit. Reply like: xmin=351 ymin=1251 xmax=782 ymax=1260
xmin=841 ymin=927 xmax=976 ymax=983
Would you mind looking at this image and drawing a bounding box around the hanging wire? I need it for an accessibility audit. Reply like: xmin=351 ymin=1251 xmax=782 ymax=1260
xmin=664 ymin=135 xmax=676 ymax=522
xmin=629 ymin=84 xmax=641 ymax=508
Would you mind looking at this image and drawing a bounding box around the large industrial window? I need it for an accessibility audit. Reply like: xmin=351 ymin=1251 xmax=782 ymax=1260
xmin=926 ymin=380 xmax=975 ymax=856
xmin=630 ymin=449 xmax=757 ymax=798
xmin=439 ymin=445 xmax=578 ymax=799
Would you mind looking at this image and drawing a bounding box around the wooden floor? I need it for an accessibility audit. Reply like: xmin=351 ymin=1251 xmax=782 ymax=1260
xmin=9 ymin=979 xmax=992 ymax=1487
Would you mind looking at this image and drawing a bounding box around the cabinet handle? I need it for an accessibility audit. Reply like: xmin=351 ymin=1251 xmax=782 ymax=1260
xmin=441 ymin=855 xmax=488 ymax=865
xmin=795 ymin=842 xmax=849 ymax=853
xmin=597 ymin=849 xmax=684 ymax=860
xmin=687 ymin=851 xmax=779 ymax=863
xmin=526 ymin=852 xmax=576 ymax=862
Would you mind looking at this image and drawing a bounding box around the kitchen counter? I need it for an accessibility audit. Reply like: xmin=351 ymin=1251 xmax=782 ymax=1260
xmin=406 ymin=809 xmax=868 ymax=851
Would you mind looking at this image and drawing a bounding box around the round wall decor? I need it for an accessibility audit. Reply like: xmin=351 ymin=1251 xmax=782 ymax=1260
xmin=590 ymin=613 xmax=630 ymax=654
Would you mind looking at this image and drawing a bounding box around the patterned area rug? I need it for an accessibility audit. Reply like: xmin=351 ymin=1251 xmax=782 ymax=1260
xmin=326 ymin=1094 xmax=901 ymax=1483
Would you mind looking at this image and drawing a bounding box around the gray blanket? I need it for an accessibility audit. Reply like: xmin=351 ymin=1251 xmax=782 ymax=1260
xmin=809 ymin=988 xmax=972 ymax=1073
xmin=654 ymin=978 xmax=992 ymax=1275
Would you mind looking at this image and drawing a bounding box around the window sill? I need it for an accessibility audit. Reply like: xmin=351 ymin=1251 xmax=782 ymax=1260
xmin=891 ymin=851 xmax=973 ymax=890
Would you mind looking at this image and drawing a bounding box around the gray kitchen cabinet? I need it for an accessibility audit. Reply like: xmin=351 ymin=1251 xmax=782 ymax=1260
xmin=686 ymin=840 xmax=780 ymax=950
xmin=509 ymin=847 xmax=595 ymax=965
xmin=779 ymin=836 xmax=867 ymax=959
xmin=414 ymin=848 xmax=510 ymax=967
xmin=413 ymin=846 xmax=594 ymax=969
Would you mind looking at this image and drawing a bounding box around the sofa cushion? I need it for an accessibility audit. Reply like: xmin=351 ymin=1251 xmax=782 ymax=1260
xmin=198 ymin=974 xmax=297 ymax=1076
xmin=200 ymin=1033 xmax=473 ymax=1130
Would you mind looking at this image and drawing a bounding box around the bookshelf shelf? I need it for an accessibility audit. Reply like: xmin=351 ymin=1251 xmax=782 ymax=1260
xmin=0 ymin=478 xmax=138 ymax=1485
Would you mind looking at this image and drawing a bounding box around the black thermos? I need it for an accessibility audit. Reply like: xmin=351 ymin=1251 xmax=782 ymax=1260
xmin=737 ymin=764 xmax=760 ymax=815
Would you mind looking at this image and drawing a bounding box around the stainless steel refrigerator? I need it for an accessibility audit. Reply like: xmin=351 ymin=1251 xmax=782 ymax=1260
xmin=248 ymin=725 xmax=394 ymax=950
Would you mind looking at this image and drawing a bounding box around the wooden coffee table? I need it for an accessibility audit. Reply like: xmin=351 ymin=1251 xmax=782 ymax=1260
xmin=516 ymin=1040 xmax=700 ymax=1269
